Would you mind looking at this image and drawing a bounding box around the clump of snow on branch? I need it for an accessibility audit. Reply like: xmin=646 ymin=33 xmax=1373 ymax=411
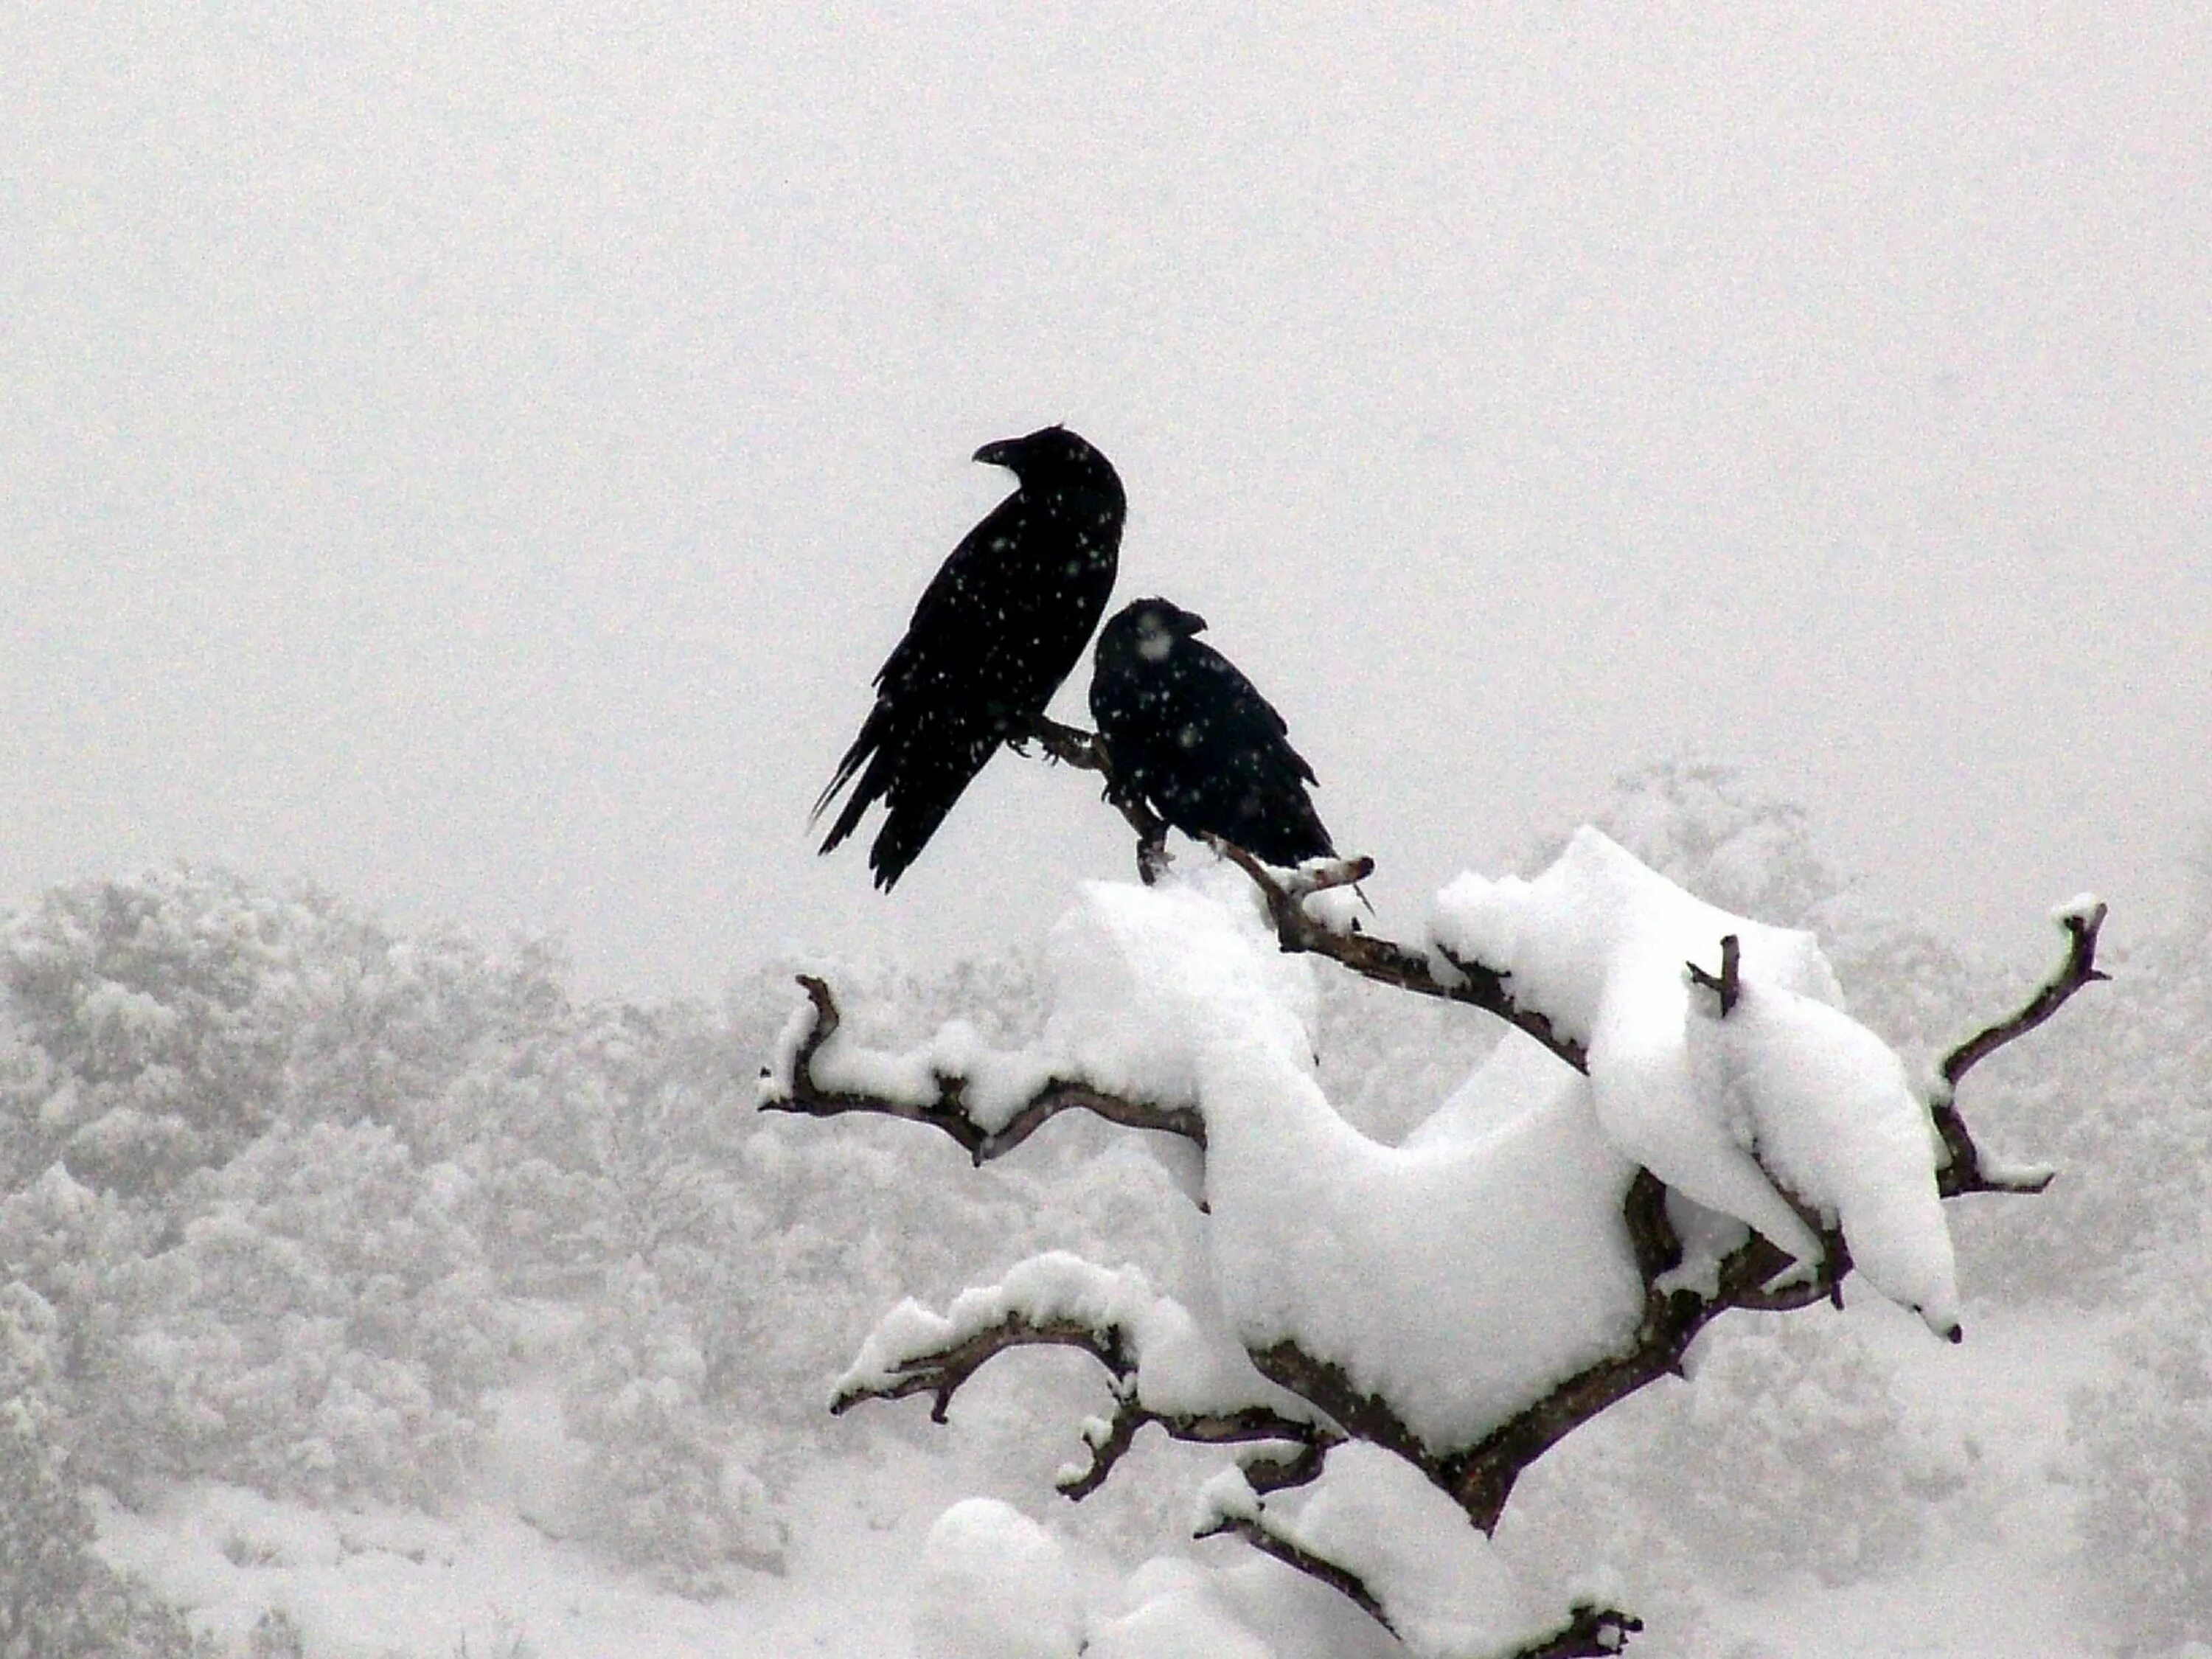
xmin=1048 ymin=867 xmax=1648 ymax=1450
xmin=1044 ymin=863 xmax=1318 ymax=1107
xmin=1200 ymin=1445 xmax=1566 ymax=1659
xmin=1430 ymin=827 xmax=1961 ymax=1337
xmin=760 ymin=999 xmax=1062 ymax=1132
xmin=835 ymin=1251 xmax=1299 ymax=1425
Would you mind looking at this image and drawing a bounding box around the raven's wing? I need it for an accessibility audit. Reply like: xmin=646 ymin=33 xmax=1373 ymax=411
xmin=1099 ymin=636 xmax=1334 ymax=866
xmin=811 ymin=491 xmax=1028 ymax=838
xmin=815 ymin=478 xmax=1119 ymax=888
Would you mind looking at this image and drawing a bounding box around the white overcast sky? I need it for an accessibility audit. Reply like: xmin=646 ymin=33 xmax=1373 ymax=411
xmin=4 ymin=4 xmax=2205 ymax=996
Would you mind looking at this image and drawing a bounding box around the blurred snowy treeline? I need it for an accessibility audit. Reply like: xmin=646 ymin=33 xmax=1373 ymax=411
xmin=3 ymin=765 xmax=2208 ymax=1654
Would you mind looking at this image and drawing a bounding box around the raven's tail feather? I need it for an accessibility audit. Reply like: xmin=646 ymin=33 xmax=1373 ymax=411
xmin=865 ymin=729 xmax=1001 ymax=889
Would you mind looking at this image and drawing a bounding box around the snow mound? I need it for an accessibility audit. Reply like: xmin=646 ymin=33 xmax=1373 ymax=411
xmin=1046 ymin=866 xmax=1648 ymax=1450
xmin=1430 ymin=827 xmax=1960 ymax=1337
xmin=914 ymin=1498 xmax=1085 ymax=1659
xmin=1197 ymin=1447 xmax=1562 ymax=1659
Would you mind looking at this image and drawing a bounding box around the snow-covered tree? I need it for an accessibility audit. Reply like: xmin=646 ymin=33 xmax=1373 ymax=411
xmin=767 ymin=759 xmax=2105 ymax=1658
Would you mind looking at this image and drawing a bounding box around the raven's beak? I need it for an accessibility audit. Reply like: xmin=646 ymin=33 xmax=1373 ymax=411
xmin=1183 ymin=610 xmax=1208 ymax=634
xmin=973 ymin=438 xmax=1019 ymax=468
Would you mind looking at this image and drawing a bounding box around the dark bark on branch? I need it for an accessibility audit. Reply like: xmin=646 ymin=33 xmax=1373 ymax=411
xmin=832 ymin=1312 xmax=1134 ymax=1425
xmin=1020 ymin=713 xmax=1172 ymax=881
xmin=758 ymin=975 xmax=1205 ymax=1161
xmin=1686 ymin=933 xmax=1741 ymax=1016
xmin=1064 ymin=1399 xmax=1338 ymax=1501
xmin=830 ymin=1301 xmax=1334 ymax=1500
xmin=1930 ymin=899 xmax=2107 ymax=1197
xmin=1206 ymin=836 xmax=1593 ymax=1074
xmin=1197 ymin=1511 xmax=1394 ymax=1627
xmin=1199 ymin=1509 xmax=1641 ymax=1659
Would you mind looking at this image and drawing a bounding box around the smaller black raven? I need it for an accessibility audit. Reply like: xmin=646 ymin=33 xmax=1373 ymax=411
xmin=1088 ymin=597 xmax=1338 ymax=867
xmin=814 ymin=426 xmax=1124 ymax=889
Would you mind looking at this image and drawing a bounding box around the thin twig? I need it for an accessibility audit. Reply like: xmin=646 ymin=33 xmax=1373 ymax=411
xmin=1062 ymin=1400 xmax=1335 ymax=1500
xmin=1686 ymin=933 xmax=1741 ymax=1016
xmin=832 ymin=1313 xmax=1134 ymax=1425
xmin=1929 ymin=901 xmax=2107 ymax=1197
xmin=1198 ymin=1509 xmax=1641 ymax=1659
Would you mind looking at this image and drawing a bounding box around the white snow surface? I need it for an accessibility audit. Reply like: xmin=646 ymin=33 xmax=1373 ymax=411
xmin=1214 ymin=1444 xmax=1559 ymax=1659
xmin=1690 ymin=981 xmax=1960 ymax=1335
xmin=1049 ymin=866 xmax=1646 ymax=1453
xmin=1043 ymin=863 xmax=1318 ymax=1108
xmin=914 ymin=1499 xmax=1085 ymax=1659
xmin=1429 ymin=827 xmax=1961 ymax=1336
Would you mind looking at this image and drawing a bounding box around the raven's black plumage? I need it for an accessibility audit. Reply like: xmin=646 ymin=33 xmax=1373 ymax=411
xmin=1089 ymin=597 xmax=1336 ymax=867
xmin=815 ymin=426 xmax=1124 ymax=889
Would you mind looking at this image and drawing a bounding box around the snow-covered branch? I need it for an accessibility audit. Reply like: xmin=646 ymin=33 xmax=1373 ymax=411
xmin=785 ymin=831 xmax=2108 ymax=1655
xmin=830 ymin=1256 xmax=1330 ymax=1500
xmin=1193 ymin=1452 xmax=1641 ymax=1659
xmin=756 ymin=975 xmax=1204 ymax=1162
xmin=1206 ymin=837 xmax=1592 ymax=1074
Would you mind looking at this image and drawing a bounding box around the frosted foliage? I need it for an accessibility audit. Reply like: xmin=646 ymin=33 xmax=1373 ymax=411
xmin=563 ymin=1258 xmax=787 ymax=1593
xmin=1433 ymin=829 xmax=1960 ymax=1336
xmin=1637 ymin=1312 xmax=1961 ymax=1592
xmin=2073 ymin=1251 xmax=2212 ymax=1653
xmin=1050 ymin=871 xmax=1644 ymax=1450
xmin=0 ymin=869 xmax=307 ymax=1192
xmin=0 ymin=1284 xmax=207 ymax=1657
xmin=914 ymin=1499 xmax=1085 ymax=1659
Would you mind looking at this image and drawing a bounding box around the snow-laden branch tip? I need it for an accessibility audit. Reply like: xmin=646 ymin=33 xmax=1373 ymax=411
xmin=756 ymin=975 xmax=1204 ymax=1162
xmin=1194 ymin=1450 xmax=1640 ymax=1659
xmin=830 ymin=1253 xmax=1329 ymax=1498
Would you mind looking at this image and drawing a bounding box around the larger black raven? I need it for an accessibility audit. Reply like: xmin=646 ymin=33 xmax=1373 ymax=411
xmin=814 ymin=426 xmax=1124 ymax=888
xmin=1088 ymin=597 xmax=1338 ymax=867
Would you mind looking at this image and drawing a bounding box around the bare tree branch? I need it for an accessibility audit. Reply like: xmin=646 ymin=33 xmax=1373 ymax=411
xmin=1937 ymin=899 xmax=2108 ymax=1096
xmin=758 ymin=975 xmax=1205 ymax=1162
xmin=1061 ymin=1399 xmax=1337 ymax=1501
xmin=831 ymin=1301 xmax=1332 ymax=1503
xmin=1930 ymin=900 xmax=2107 ymax=1197
xmin=1195 ymin=1511 xmax=1394 ymax=1629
